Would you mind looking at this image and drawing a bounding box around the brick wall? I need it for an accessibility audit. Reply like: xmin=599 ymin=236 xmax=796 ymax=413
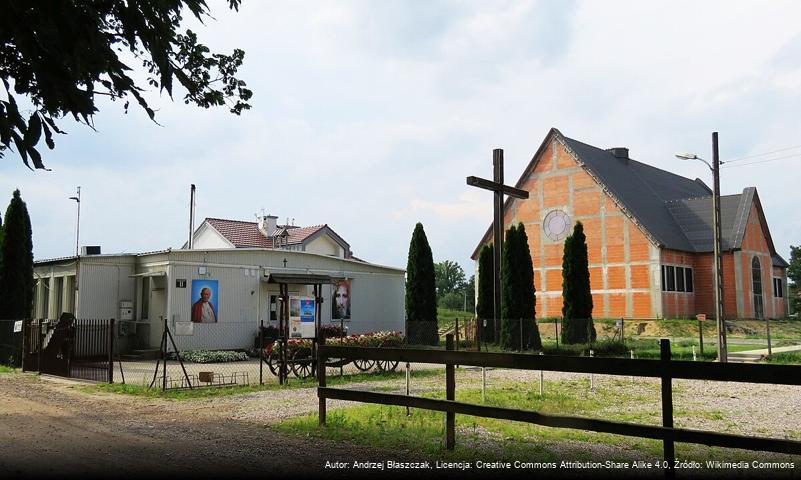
xmin=507 ymin=138 xmax=657 ymax=319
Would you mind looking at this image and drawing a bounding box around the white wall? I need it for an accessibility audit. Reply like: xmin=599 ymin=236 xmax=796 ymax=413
xmin=192 ymin=223 xmax=233 ymax=249
xmin=305 ymin=235 xmax=341 ymax=257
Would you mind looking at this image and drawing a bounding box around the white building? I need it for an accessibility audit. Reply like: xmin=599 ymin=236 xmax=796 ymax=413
xmin=33 ymin=216 xmax=405 ymax=353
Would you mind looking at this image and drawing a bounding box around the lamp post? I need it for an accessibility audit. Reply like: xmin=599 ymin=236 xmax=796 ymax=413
xmin=675 ymin=132 xmax=727 ymax=362
xmin=69 ymin=187 xmax=81 ymax=257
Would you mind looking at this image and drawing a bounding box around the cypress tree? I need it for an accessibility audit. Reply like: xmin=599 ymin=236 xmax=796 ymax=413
xmin=500 ymin=223 xmax=542 ymax=350
xmin=561 ymin=222 xmax=595 ymax=344
xmin=0 ymin=190 xmax=34 ymax=321
xmin=500 ymin=225 xmax=519 ymax=349
xmin=0 ymin=190 xmax=34 ymax=366
xmin=517 ymin=224 xmax=542 ymax=350
xmin=475 ymin=243 xmax=495 ymax=343
xmin=405 ymin=222 xmax=438 ymax=345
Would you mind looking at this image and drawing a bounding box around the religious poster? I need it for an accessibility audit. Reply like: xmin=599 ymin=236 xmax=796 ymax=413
xmin=191 ymin=279 xmax=219 ymax=323
xmin=332 ymin=279 xmax=351 ymax=320
xmin=289 ymin=296 xmax=316 ymax=338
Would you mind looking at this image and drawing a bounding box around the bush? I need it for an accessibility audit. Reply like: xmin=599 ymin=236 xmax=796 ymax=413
xmin=170 ymin=350 xmax=250 ymax=363
xmin=438 ymin=292 xmax=463 ymax=310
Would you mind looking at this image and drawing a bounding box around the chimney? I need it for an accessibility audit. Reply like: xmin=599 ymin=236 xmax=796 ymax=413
xmin=258 ymin=214 xmax=278 ymax=237
xmin=606 ymin=147 xmax=629 ymax=160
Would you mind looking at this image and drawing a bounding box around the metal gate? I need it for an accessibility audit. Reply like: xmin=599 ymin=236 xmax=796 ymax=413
xmin=22 ymin=315 xmax=115 ymax=382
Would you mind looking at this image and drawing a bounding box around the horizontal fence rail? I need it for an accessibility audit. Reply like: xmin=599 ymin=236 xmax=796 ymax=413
xmin=318 ymin=345 xmax=801 ymax=385
xmin=318 ymin=337 xmax=801 ymax=479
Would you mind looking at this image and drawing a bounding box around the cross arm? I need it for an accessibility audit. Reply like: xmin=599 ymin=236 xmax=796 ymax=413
xmin=466 ymin=176 xmax=529 ymax=199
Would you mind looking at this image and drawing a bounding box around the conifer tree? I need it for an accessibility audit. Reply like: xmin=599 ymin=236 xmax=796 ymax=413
xmin=0 ymin=190 xmax=34 ymax=321
xmin=517 ymin=224 xmax=542 ymax=350
xmin=405 ymin=223 xmax=438 ymax=345
xmin=476 ymin=244 xmax=495 ymax=343
xmin=500 ymin=224 xmax=542 ymax=350
xmin=561 ymin=222 xmax=595 ymax=344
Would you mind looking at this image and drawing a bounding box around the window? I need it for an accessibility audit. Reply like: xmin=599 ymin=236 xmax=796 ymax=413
xmin=676 ymin=267 xmax=685 ymax=292
xmin=685 ymin=268 xmax=694 ymax=293
xmin=752 ymin=256 xmax=763 ymax=319
xmin=666 ymin=266 xmax=676 ymax=291
xmin=774 ymin=278 xmax=784 ymax=298
xmin=661 ymin=265 xmax=693 ymax=293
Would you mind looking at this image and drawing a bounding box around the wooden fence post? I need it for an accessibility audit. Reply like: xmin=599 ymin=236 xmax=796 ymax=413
xmin=660 ymin=339 xmax=675 ymax=479
xmin=766 ymin=317 xmax=772 ymax=357
xmin=445 ymin=333 xmax=455 ymax=450
xmin=319 ymin=336 xmax=326 ymax=426
xmin=698 ymin=320 xmax=704 ymax=356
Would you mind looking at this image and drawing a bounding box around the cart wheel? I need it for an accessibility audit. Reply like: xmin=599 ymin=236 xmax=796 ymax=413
xmin=266 ymin=351 xmax=280 ymax=377
xmin=291 ymin=348 xmax=314 ymax=379
xmin=376 ymin=360 xmax=399 ymax=372
xmin=353 ymin=359 xmax=375 ymax=372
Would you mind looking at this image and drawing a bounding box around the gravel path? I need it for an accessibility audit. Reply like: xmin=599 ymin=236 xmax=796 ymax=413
xmin=1 ymin=369 xmax=800 ymax=479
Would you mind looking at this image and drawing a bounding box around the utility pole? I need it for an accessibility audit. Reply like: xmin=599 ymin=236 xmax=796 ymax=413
xmin=712 ymin=132 xmax=727 ymax=362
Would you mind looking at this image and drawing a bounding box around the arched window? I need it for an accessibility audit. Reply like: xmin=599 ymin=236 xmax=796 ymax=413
xmin=751 ymin=256 xmax=763 ymax=319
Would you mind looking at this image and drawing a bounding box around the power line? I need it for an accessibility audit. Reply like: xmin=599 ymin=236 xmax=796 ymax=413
xmin=721 ymin=152 xmax=801 ymax=168
xmin=725 ymin=144 xmax=801 ymax=163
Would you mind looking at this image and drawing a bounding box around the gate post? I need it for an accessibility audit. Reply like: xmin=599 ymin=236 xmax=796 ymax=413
xmin=445 ymin=333 xmax=455 ymax=450
xmin=108 ymin=319 xmax=115 ymax=383
xmin=37 ymin=320 xmax=42 ymax=374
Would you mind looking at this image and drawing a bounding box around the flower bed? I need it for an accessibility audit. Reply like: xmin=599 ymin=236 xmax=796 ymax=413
xmin=266 ymin=331 xmax=404 ymax=357
xmin=170 ymin=350 xmax=250 ymax=363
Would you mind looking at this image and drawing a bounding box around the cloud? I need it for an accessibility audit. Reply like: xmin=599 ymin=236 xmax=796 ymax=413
xmin=4 ymin=0 xmax=801 ymax=276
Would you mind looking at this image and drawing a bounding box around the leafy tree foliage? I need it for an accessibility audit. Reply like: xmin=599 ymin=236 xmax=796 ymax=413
xmin=0 ymin=190 xmax=34 ymax=320
xmin=1 ymin=1 xmax=252 ymax=169
xmin=500 ymin=223 xmax=541 ymax=350
xmin=476 ymin=244 xmax=495 ymax=343
xmin=788 ymin=245 xmax=801 ymax=315
xmin=405 ymin=223 xmax=438 ymax=345
xmin=561 ymin=222 xmax=596 ymax=344
xmin=434 ymin=260 xmax=466 ymax=296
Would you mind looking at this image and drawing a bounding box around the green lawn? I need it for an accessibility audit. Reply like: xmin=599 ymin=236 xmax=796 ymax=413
xmin=278 ymin=377 xmax=797 ymax=465
xmin=0 ymin=365 xmax=18 ymax=373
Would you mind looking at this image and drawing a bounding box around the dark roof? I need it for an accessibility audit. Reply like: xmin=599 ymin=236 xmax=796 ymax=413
xmin=471 ymin=129 xmax=783 ymax=264
xmin=664 ymin=192 xmax=750 ymax=252
xmin=562 ymin=136 xmax=713 ymax=252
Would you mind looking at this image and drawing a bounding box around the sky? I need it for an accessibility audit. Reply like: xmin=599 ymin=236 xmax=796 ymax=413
xmin=3 ymin=0 xmax=801 ymax=276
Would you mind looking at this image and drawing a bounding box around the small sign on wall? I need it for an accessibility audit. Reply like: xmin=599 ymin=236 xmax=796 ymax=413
xmin=13 ymin=321 xmax=22 ymax=333
xmin=176 ymin=279 xmax=187 ymax=288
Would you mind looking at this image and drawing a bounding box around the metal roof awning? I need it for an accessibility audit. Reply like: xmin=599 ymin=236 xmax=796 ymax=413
xmin=128 ymin=271 xmax=167 ymax=278
xmin=262 ymin=273 xmax=333 ymax=285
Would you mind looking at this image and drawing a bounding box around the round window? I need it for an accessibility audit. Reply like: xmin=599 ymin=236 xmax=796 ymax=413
xmin=543 ymin=210 xmax=571 ymax=242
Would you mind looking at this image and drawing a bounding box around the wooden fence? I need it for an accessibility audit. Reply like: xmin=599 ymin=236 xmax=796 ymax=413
xmin=317 ymin=335 xmax=801 ymax=478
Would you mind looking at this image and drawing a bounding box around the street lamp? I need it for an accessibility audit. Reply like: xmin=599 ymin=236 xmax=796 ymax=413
xmin=69 ymin=186 xmax=81 ymax=258
xmin=675 ymin=132 xmax=727 ymax=362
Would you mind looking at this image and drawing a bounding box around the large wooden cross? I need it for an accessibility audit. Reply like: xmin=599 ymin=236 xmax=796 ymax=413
xmin=467 ymin=149 xmax=529 ymax=345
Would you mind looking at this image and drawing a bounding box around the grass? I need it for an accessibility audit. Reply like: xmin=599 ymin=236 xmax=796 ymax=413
xmin=278 ymin=377 xmax=796 ymax=465
xmin=765 ymin=352 xmax=801 ymax=365
xmin=81 ymin=367 xmax=443 ymax=400
xmin=0 ymin=364 xmax=18 ymax=373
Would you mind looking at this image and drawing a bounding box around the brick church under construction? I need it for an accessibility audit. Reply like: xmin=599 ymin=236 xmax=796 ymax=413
xmin=472 ymin=128 xmax=789 ymax=320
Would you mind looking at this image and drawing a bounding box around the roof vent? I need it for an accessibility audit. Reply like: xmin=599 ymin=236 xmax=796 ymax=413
xmin=606 ymin=147 xmax=629 ymax=160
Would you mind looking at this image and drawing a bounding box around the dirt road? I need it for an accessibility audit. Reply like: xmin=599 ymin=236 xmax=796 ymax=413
xmin=0 ymin=373 xmax=422 ymax=479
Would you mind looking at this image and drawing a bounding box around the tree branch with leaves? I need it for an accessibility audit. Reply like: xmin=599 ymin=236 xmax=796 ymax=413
xmin=0 ymin=0 xmax=252 ymax=169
